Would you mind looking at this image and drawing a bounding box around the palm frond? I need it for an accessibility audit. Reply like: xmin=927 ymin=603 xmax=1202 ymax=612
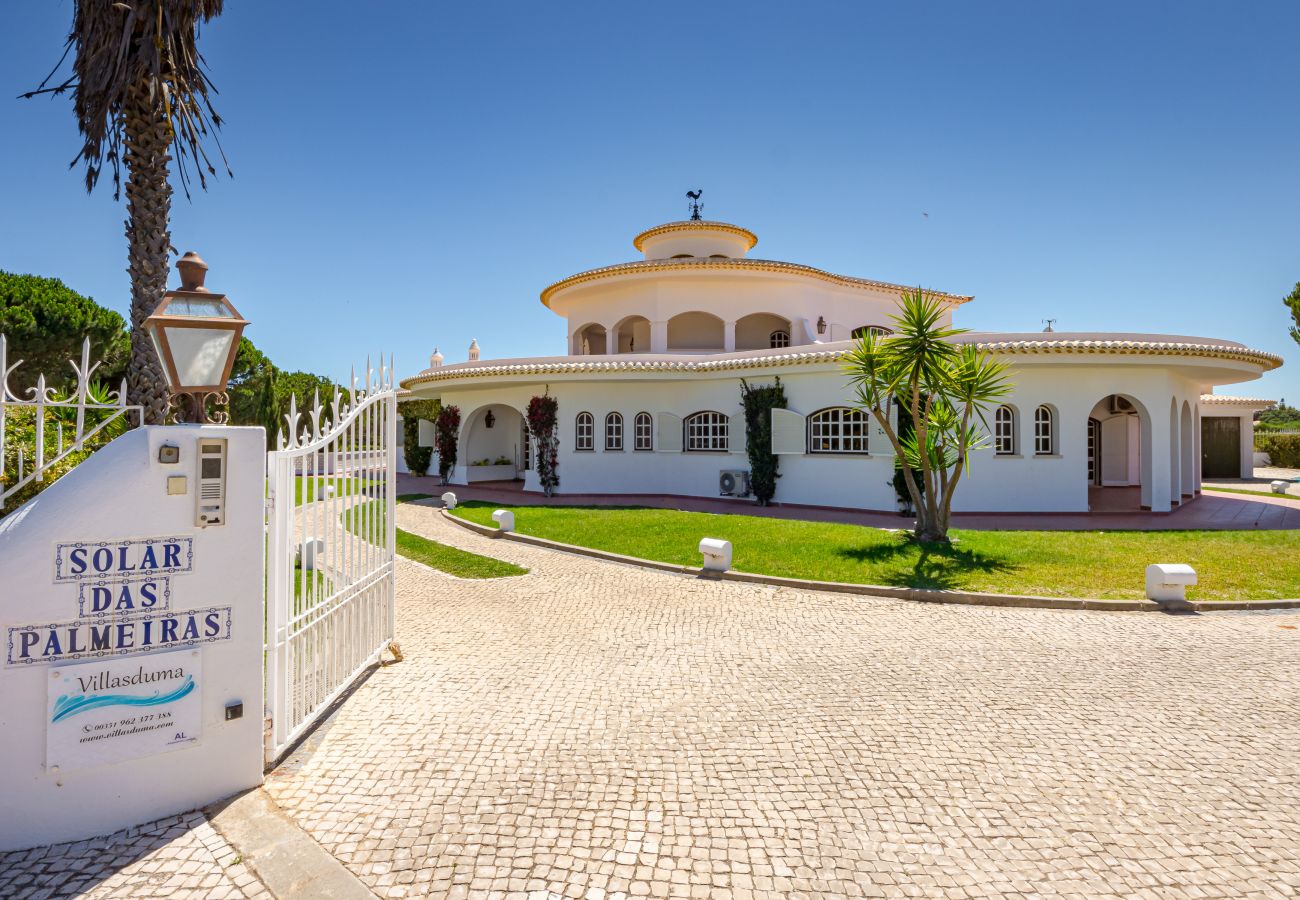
xmin=23 ymin=1 xmax=228 ymax=200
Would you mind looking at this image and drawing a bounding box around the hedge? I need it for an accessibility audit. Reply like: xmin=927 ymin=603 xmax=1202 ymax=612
xmin=1254 ymin=432 xmax=1300 ymax=468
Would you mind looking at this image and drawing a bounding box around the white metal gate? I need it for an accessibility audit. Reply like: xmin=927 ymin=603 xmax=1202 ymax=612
xmin=264 ymin=359 xmax=397 ymax=762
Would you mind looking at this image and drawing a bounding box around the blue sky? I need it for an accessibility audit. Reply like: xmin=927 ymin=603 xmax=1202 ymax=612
xmin=3 ymin=1 xmax=1298 ymax=400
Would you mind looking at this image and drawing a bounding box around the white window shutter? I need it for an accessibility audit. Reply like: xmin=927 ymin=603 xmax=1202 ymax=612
xmin=869 ymin=404 xmax=894 ymax=455
xmin=728 ymin=413 xmax=746 ymax=454
xmin=770 ymin=408 xmax=806 ymax=454
xmin=417 ymin=419 xmax=435 ymax=448
xmin=657 ymin=413 xmax=682 ymax=452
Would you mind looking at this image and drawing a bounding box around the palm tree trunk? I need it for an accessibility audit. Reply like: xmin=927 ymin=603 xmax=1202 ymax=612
xmin=123 ymin=84 xmax=173 ymax=425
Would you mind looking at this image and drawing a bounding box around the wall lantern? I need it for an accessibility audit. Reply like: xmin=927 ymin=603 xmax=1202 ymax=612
xmin=142 ymin=252 xmax=248 ymax=424
xmin=816 ymin=316 xmax=827 ymax=335
xmin=485 ymin=410 xmax=496 ymax=429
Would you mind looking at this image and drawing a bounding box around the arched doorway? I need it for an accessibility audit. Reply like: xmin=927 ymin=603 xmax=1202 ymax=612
xmin=1180 ymin=400 xmax=1195 ymax=499
xmin=1086 ymin=394 xmax=1152 ymax=511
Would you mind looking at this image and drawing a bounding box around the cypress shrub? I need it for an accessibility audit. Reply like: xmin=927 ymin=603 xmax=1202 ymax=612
xmin=740 ymin=377 xmax=787 ymax=506
xmin=398 ymin=398 xmax=440 ymax=476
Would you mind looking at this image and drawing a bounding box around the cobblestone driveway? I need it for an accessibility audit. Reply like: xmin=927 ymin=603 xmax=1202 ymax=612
xmin=265 ymin=503 xmax=1300 ymax=899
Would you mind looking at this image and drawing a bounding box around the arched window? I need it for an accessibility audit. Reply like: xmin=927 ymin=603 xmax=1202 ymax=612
xmin=808 ymin=407 xmax=871 ymax=454
xmin=634 ymin=412 xmax=653 ymax=451
xmin=670 ymin=253 xmax=694 ymax=259
xmin=575 ymin=412 xmax=594 ymax=451
xmin=605 ymin=412 xmax=624 ymax=451
xmin=1034 ymin=405 xmax=1055 ymax=455
xmin=769 ymin=330 xmax=790 ymax=349
xmin=994 ymin=405 xmax=1017 ymax=455
xmin=684 ymin=411 xmax=729 ymax=452
xmin=852 ymin=325 xmax=893 ymax=339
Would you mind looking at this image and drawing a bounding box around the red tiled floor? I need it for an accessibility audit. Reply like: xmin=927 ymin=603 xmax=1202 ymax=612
xmin=398 ymin=474 xmax=1300 ymax=531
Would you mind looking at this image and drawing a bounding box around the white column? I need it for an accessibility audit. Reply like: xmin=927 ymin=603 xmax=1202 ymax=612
xmin=605 ymin=327 xmax=618 ymax=355
xmin=651 ymin=320 xmax=668 ymax=353
xmin=1193 ymin=407 xmax=1202 ymax=493
xmin=723 ymin=320 xmax=736 ymax=352
xmin=1240 ymin=413 xmax=1254 ymax=479
xmin=1147 ymin=403 xmax=1173 ymax=512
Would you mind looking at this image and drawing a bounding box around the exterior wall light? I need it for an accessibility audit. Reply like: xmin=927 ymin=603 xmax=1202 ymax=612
xmin=816 ymin=316 xmax=827 ymax=335
xmin=485 ymin=410 xmax=496 ymax=428
xmin=142 ymin=252 xmax=248 ymax=424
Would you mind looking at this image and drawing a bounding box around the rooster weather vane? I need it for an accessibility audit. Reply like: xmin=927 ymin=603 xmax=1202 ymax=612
xmin=686 ymin=189 xmax=703 ymax=221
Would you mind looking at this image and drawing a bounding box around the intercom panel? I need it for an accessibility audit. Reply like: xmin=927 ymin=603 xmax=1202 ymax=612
xmin=195 ymin=438 xmax=228 ymax=527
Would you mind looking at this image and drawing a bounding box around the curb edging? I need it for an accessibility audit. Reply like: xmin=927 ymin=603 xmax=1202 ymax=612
xmin=440 ymin=509 xmax=1300 ymax=613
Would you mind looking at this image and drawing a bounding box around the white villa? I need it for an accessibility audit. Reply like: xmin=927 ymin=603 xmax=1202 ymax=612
xmin=401 ymin=215 xmax=1280 ymax=513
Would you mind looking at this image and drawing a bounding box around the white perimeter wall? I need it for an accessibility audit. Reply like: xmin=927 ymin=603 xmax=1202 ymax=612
xmin=0 ymin=426 xmax=265 ymax=851
xmin=436 ymin=356 xmax=1211 ymax=513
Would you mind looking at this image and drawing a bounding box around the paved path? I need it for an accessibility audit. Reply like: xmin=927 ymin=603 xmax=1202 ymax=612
xmin=0 ymin=810 xmax=269 ymax=899
xmin=401 ymin=475 xmax=1300 ymax=530
xmin=263 ymin=503 xmax=1300 ymax=898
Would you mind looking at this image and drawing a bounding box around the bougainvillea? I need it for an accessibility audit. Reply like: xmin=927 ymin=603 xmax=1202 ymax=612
xmin=434 ymin=405 xmax=461 ymax=483
xmin=527 ymin=392 xmax=560 ymax=496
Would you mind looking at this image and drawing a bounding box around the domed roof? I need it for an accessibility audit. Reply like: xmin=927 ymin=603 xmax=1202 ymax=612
xmin=632 ymin=220 xmax=758 ymax=253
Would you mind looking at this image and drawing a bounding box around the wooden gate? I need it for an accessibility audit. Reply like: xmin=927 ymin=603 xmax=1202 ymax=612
xmin=264 ymin=359 xmax=397 ymax=763
xmin=1200 ymin=416 xmax=1241 ymax=478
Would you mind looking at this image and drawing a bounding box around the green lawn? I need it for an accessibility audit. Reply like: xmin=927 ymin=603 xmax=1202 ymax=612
xmin=295 ymin=476 xmax=364 ymax=504
xmin=344 ymin=497 xmax=527 ymax=579
xmin=448 ymin=502 xmax=1299 ymax=601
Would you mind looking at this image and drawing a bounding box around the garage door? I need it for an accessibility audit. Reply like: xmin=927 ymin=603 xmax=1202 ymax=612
xmin=1201 ymin=416 xmax=1241 ymax=478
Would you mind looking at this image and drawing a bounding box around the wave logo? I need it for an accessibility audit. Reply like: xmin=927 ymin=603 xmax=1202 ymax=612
xmin=51 ymin=675 xmax=195 ymax=723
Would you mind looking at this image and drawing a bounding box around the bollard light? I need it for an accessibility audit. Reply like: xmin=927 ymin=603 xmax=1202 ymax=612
xmin=143 ymin=252 xmax=248 ymax=424
xmin=699 ymin=537 xmax=732 ymax=573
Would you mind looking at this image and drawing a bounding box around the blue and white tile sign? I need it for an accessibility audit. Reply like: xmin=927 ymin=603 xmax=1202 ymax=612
xmin=6 ymin=535 xmax=231 ymax=665
xmin=46 ymin=648 xmax=202 ymax=771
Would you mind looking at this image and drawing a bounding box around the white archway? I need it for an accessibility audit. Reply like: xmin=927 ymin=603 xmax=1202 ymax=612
xmin=1180 ymin=400 xmax=1195 ymax=499
xmin=1086 ymin=394 xmax=1153 ymax=511
xmin=735 ymin=313 xmax=792 ymax=351
xmin=572 ymin=323 xmax=608 ymax=356
xmin=457 ymin=403 xmax=527 ymax=484
xmin=613 ymin=315 xmax=651 ymax=354
xmin=666 ymin=311 xmax=724 ymax=351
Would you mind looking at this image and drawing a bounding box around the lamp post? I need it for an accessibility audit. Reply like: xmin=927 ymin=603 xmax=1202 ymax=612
xmin=142 ymin=252 xmax=248 ymax=424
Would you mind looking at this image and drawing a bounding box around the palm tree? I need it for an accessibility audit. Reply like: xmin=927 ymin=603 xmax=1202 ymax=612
xmin=25 ymin=1 xmax=229 ymax=424
xmin=842 ymin=289 xmax=1012 ymax=543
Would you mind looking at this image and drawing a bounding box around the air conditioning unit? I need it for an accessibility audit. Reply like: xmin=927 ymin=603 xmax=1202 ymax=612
xmin=1109 ymin=395 xmax=1135 ymax=415
xmin=719 ymin=470 xmax=751 ymax=497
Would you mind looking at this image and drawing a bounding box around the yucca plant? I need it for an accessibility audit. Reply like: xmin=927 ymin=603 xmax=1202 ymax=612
xmin=843 ymin=289 xmax=1012 ymax=542
xmin=24 ymin=1 xmax=229 ymax=425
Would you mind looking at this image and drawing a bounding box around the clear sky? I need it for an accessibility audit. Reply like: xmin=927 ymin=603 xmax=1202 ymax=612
xmin=3 ymin=2 xmax=1298 ymax=400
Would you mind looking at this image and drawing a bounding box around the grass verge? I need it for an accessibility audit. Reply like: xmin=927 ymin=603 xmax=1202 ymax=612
xmin=344 ymin=497 xmax=527 ymax=579
xmin=448 ymin=502 xmax=1298 ymax=601
xmin=1203 ymin=485 xmax=1296 ymax=498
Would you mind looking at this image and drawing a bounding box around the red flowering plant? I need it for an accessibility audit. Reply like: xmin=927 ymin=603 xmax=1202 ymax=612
xmin=526 ymin=392 xmax=560 ymax=496
xmin=434 ymin=405 xmax=461 ymax=483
